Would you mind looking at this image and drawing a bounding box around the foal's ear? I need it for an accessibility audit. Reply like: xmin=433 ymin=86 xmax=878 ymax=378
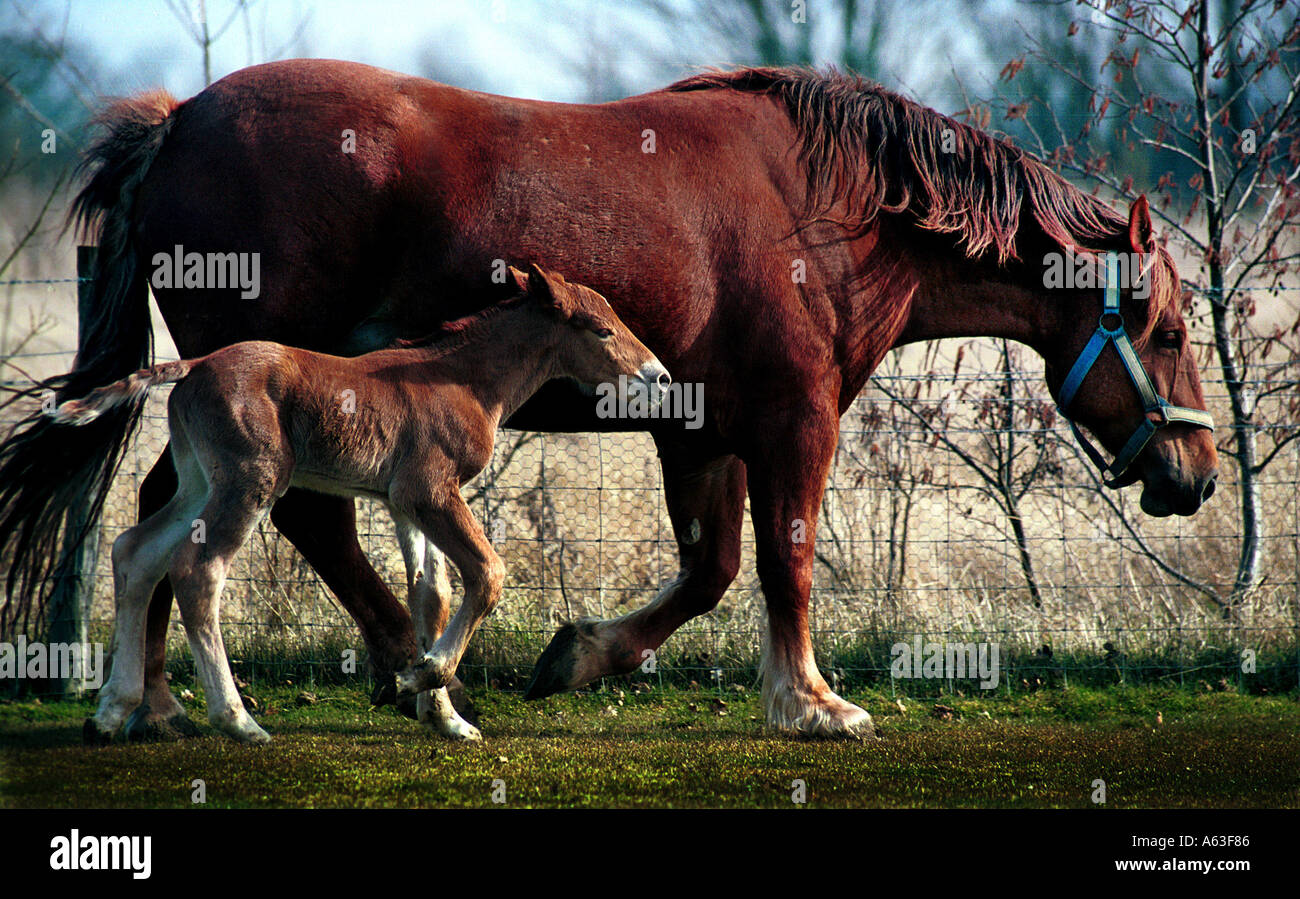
xmin=506 ymin=265 xmax=530 ymax=294
xmin=1128 ymin=195 xmax=1156 ymax=254
xmin=526 ymin=263 xmax=573 ymax=316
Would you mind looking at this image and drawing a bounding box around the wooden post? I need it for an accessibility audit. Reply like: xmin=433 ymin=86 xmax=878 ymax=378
xmin=44 ymin=246 xmax=100 ymax=697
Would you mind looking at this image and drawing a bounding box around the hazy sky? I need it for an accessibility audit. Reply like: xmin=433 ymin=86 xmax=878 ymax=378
xmin=54 ymin=0 xmax=597 ymax=98
xmin=4 ymin=0 xmax=1003 ymax=361
xmin=35 ymin=0 xmax=998 ymax=106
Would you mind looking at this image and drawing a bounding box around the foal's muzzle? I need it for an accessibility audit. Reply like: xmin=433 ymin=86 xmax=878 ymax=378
xmin=636 ymin=360 xmax=672 ymax=404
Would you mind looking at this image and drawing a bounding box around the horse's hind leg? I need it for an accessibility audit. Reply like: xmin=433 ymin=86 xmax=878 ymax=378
xmin=122 ymin=449 xmax=202 ymax=741
xmin=525 ymin=446 xmax=746 ymax=698
xmin=395 ymin=519 xmax=480 ymax=741
xmin=87 ymin=451 xmax=206 ymax=743
xmin=269 ymin=490 xmax=420 ymax=706
xmin=170 ymin=479 xmax=276 ymax=745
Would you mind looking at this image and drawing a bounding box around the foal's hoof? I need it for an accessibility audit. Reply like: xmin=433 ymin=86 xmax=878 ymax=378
xmin=389 ymin=688 xmax=455 ymax=722
xmin=765 ymin=688 xmax=877 ymax=740
xmin=82 ymin=718 xmax=114 ymax=746
xmin=233 ymin=723 xmax=272 ymax=745
xmin=439 ymin=719 xmax=483 ymax=742
xmin=395 ymin=656 xmax=447 ymax=697
xmin=125 ymin=706 xmax=202 ymax=743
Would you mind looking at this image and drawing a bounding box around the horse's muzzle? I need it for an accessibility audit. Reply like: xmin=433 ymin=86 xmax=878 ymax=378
xmin=1139 ymin=467 xmax=1218 ymax=517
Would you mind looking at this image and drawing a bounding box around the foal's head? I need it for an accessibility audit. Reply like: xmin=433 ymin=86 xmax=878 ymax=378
xmin=1043 ymin=198 xmax=1218 ymax=517
xmin=512 ymin=264 xmax=671 ymax=396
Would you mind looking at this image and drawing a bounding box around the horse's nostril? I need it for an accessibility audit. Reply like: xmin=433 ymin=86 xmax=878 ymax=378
xmin=1201 ymin=477 xmax=1216 ymax=503
xmin=657 ymin=371 xmax=672 ymax=389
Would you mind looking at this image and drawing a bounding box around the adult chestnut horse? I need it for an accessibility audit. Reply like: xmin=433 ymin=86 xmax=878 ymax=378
xmin=0 ymin=60 xmax=1217 ymax=738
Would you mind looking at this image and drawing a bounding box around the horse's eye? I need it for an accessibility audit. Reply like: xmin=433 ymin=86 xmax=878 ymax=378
xmin=1156 ymin=330 xmax=1181 ymax=349
xmin=595 ymin=328 xmax=614 ymax=340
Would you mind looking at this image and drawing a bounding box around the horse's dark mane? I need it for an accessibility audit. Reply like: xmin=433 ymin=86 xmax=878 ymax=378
xmin=389 ymin=288 xmax=532 ymax=355
xmin=667 ymin=66 xmax=1131 ymax=264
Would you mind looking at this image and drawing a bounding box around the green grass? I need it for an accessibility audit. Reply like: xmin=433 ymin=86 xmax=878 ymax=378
xmin=134 ymin=629 xmax=1300 ymax=696
xmin=2 ymin=682 xmax=1297 ymax=808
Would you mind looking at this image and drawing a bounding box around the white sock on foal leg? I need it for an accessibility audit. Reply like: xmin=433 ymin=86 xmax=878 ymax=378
xmin=90 ymin=490 xmax=202 ymax=742
xmin=397 ymin=520 xmax=481 ymax=741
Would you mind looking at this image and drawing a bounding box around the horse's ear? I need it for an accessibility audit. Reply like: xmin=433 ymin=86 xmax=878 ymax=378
xmin=1128 ymin=195 xmax=1156 ymax=254
xmin=527 ymin=263 xmax=572 ymax=315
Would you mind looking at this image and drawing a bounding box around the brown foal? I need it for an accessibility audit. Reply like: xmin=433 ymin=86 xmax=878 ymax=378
xmin=58 ymin=265 xmax=668 ymax=744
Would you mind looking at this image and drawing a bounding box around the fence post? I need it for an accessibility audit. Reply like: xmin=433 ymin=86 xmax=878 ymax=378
xmin=44 ymin=246 xmax=100 ymax=697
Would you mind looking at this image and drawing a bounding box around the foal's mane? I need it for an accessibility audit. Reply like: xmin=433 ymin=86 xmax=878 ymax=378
xmin=389 ymin=288 xmax=532 ymax=355
xmin=668 ymin=66 xmax=1131 ymax=264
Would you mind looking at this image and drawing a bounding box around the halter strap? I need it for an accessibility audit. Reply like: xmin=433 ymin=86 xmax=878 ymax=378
xmin=1057 ymin=252 xmax=1214 ymax=488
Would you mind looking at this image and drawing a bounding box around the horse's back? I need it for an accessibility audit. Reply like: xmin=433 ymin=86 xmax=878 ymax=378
xmin=135 ymin=59 xmax=802 ymax=438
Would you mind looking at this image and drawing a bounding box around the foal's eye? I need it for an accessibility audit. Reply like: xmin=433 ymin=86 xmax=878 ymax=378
xmin=1156 ymin=330 xmax=1181 ymax=349
xmin=595 ymin=328 xmax=614 ymax=340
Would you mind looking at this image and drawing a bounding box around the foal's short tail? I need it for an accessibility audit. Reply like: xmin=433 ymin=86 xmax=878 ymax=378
xmin=48 ymin=361 xmax=195 ymax=426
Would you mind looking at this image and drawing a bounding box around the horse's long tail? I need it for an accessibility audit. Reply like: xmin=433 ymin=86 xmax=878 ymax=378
xmin=0 ymin=89 xmax=181 ymax=640
xmin=48 ymin=360 xmax=195 ymax=426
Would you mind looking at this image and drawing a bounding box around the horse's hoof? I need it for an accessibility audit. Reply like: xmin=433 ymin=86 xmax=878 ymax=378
xmin=82 ymin=718 xmax=114 ymax=746
xmin=524 ymin=622 xmax=586 ymax=700
xmin=764 ymin=686 xmax=877 ymax=740
xmin=446 ymin=679 xmax=477 ymax=724
xmin=370 ymin=679 xmax=398 ymax=708
xmin=396 ymin=693 xmax=419 ymax=721
xmin=125 ymin=706 xmax=202 ymax=742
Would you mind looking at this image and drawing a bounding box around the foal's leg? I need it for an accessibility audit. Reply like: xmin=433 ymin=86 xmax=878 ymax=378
xmin=525 ymin=447 xmax=746 ymax=698
xmin=87 ymin=445 xmax=207 ymax=743
xmin=395 ymin=519 xmax=481 ymax=741
xmin=394 ymin=488 xmax=504 ymax=698
xmin=170 ymin=477 xmax=278 ymax=745
xmin=124 ymin=449 xmax=201 ymax=741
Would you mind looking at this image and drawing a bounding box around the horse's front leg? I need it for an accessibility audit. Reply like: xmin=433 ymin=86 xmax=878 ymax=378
xmin=394 ymin=489 xmax=504 ymax=699
xmin=744 ymin=404 xmax=875 ymax=739
xmin=395 ymin=518 xmax=481 ymax=741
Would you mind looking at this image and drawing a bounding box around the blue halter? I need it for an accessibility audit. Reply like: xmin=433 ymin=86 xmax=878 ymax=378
xmin=1057 ymin=252 xmax=1214 ymax=488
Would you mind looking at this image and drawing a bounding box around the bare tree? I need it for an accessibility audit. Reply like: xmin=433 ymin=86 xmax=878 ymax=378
xmin=870 ymin=341 xmax=1065 ymax=607
xmin=165 ymin=0 xmax=249 ymax=86
xmin=983 ymin=0 xmax=1300 ymax=610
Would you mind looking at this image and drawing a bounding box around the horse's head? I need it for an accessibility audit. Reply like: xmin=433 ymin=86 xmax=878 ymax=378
xmin=1043 ymin=197 xmax=1218 ymax=517
xmin=511 ymin=264 xmax=671 ymax=398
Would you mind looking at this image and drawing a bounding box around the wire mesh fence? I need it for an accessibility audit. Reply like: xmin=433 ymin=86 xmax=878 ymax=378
xmin=2 ymin=276 xmax=1299 ymax=697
